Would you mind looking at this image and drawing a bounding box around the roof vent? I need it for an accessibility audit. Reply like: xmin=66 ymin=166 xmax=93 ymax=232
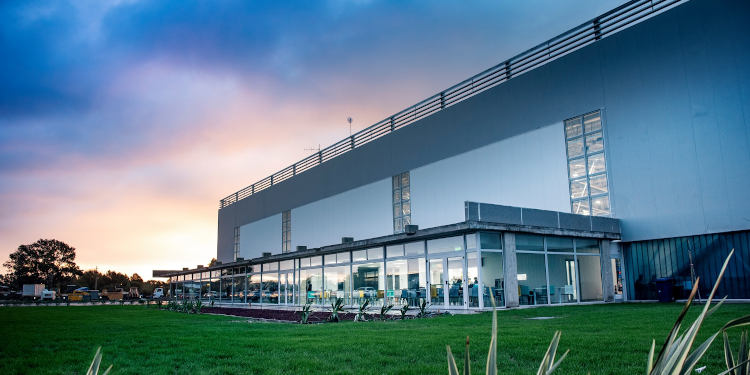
xmin=405 ymin=224 xmax=419 ymax=235
xmin=196 ymin=265 xmax=204 ymax=269
xmin=182 ymin=267 xmax=189 ymax=271
xmin=215 ymin=261 xmax=222 ymax=265
xmin=296 ymin=245 xmax=307 ymax=252
xmin=236 ymin=257 xmax=244 ymax=261
xmin=262 ymin=252 xmax=272 ymax=257
xmin=341 ymin=237 xmax=354 ymax=244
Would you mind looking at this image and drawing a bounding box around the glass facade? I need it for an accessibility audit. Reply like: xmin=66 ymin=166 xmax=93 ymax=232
xmin=625 ymin=230 xmax=750 ymax=300
xmin=392 ymin=172 xmax=411 ymax=233
xmin=564 ymin=110 xmax=611 ymax=216
xmin=169 ymin=231 xmax=609 ymax=308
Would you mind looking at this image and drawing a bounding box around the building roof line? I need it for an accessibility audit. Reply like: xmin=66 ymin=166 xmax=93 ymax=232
xmin=219 ymin=0 xmax=687 ymax=210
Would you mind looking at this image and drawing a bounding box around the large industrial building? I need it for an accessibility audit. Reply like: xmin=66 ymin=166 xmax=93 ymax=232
xmin=164 ymin=0 xmax=750 ymax=309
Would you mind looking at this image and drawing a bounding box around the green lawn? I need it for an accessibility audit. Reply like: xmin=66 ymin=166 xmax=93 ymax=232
xmin=0 ymin=303 xmax=747 ymax=374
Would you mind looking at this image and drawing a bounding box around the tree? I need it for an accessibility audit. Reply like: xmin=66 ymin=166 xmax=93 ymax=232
xmin=3 ymin=239 xmax=82 ymax=290
xmin=77 ymin=269 xmax=104 ymax=289
xmin=208 ymin=258 xmax=217 ymax=267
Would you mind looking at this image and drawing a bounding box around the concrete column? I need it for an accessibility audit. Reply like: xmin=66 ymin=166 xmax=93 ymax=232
xmin=600 ymin=240 xmax=615 ymax=302
xmin=503 ymin=232 xmax=519 ymax=308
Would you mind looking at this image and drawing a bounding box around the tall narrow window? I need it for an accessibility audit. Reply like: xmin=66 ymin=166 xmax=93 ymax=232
xmin=392 ymin=172 xmax=411 ymax=233
xmin=233 ymin=226 xmax=240 ymax=260
xmin=281 ymin=210 xmax=291 ymax=253
xmin=564 ymin=110 xmax=610 ymax=216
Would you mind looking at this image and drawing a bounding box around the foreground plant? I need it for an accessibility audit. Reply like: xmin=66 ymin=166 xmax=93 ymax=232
xmin=722 ymin=328 xmax=750 ymax=374
xmin=328 ymin=298 xmax=345 ymax=322
xmin=298 ymin=303 xmax=312 ymax=324
xmin=417 ymin=298 xmax=430 ymax=318
xmin=400 ymin=303 xmax=409 ymax=320
xmin=446 ymin=290 xmax=568 ymax=375
xmin=645 ymin=249 xmax=750 ymax=375
xmin=86 ymin=347 xmax=112 ymax=375
xmin=355 ymin=300 xmax=370 ymax=322
xmin=193 ymin=299 xmax=203 ymax=314
xmin=380 ymin=302 xmax=394 ymax=321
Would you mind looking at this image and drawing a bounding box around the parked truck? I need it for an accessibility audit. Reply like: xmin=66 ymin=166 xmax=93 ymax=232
xmin=22 ymin=284 xmax=45 ymax=300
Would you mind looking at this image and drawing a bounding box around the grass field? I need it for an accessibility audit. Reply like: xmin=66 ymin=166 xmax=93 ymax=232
xmin=0 ymin=303 xmax=748 ymax=374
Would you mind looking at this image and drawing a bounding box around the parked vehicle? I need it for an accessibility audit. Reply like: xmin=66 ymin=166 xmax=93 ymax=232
xmin=40 ymin=290 xmax=56 ymax=300
xmin=22 ymin=284 xmax=45 ymax=300
xmin=69 ymin=287 xmax=92 ymax=302
xmin=101 ymin=288 xmax=126 ymax=301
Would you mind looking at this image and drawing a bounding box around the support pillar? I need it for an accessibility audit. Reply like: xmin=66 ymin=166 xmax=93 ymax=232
xmin=503 ymin=232 xmax=519 ymax=308
xmin=600 ymin=240 xmax=615 ymax=302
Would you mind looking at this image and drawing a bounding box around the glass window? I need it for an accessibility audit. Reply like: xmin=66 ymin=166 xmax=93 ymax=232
xmin=367 ymin=247 xmax=383 ymax=260
xmin=585 ymin=132 xmax=604 ymax=154
xmin=336 ymin=252 xmax=350 ymax=264
xmin=392 ymin=172 xmax=412 ymax=234
xmin=466 ymin=233 xmax=478 ymax=250
xmin=386 ymin=258 xmax=426 ymax=307
xmin=570 ymin=178 xmax=588 ymax=199
xmin=467 ymin=253 xmax=479 ymax=307
xmin=567 ymin=137 xmax=584 ymax=158
xmin=323 ymin=265 xmax=350 ymax=305
xmin=548 ymin=254 xmax=577 ymax=304
xmin=352 ymin=262 xmax=384 ymax=306
xmin=404 ymin=241 xmax=424 ymax=256
xmin=568 ymin=158 xmax=586 ymax=179
xmin=299 ymin=268 xmax=323 ymax=304
xmin=516 ymin=234 xmax=544 ymax=252
xmin=264 ymin=262 xmax=278 ymax=271
xmin=576 ymin=239 xmax=600 ymax=254
xmin=481 ymin=252 xmax=504 ymax=307
xmin=300 ymin=257 xmax=311 ymax=268
xmin=578 ymin=255 xmax=603 ymax=302
xmin=587 ymin=153 xmax=606 ymax=175
xmin=309 ymin=256 xmax=322 ymax=267
xmin=352 ymin=250 xmax=367 ymax=262
xmin=386 ymin=244 xmax=404 ymax=258
xmin=324 ymin=254 xmax=336 ymax=265
xmin=589 ymin=175 xmax=608 ymax=195
xmin=591 ymin=195 xmax=611 ymax=216
xmin=517 ymin=253 xmax=547 ymax=306
xmin=479 ymin=232 xmax=502 ymax=250
xmin=247 ymin=274 xmax=260 ymax=303
xmin=565 ymin=110 xmax=610 ymax=218
xmin=261 ymin=272 xmax=278 ymax=304
xmin=547 ymin=237 xmax=574 ymax=253
xmin=565 ymin=117 xmax=583 ymax=139
xmin=572 ymin=199 xmax=590 ymax=215
xmin=583 ymin=112 xmax=602 ymax=133
xmin=427 ymin=236 xmax=464 ymax=254
xmin=279 ymin=260 xmax=294 ymax=270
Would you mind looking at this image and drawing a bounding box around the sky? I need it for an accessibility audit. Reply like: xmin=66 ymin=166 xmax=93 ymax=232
xmin=0 ymin=0 xmax=627 ymax=280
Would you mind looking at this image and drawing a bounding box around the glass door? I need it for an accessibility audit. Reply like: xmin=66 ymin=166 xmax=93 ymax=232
xmin=447 ymin=257 xmax=465 ymax=307
xmin=429 ymin=259 xmax=444 ymax=306
xmin=429 ymin=256 xmax=466 ymax=308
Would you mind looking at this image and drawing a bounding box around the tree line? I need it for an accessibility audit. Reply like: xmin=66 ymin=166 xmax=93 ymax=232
xmin=1 ymin=239 xmax=167 ymax=294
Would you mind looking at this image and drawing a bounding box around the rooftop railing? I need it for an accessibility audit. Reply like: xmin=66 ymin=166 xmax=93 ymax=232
xmin=220 ymin=0 xmax=685 ymax=209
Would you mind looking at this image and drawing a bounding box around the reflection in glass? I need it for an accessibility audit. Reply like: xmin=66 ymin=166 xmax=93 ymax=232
xmin=548 ymin=254 xmax=577 ymax=304
xmin=585 ymin=132 xmax=604 ymax=154
xmin=429 ymin=259 xmax=444 ymax=306
xmin=568 ymin=158 xmax=586 ymax=179
xmin=587 ymin=153 xmax=606 ymax=175
xmin=387 ymin=244 xmax=404 ymax=258
xmin=247 ymin=274 xmax=260 ymax=303
xmin=404 ymin=241 xmax=424 ymax=256
xmin=583 ymin=112 xmax=601 ymax=133
xmin=300 ymin=268 xmax=322 ymax=304
xmin=572 ymin=199 xmax=590 ymax=215
xmin=386 ymin=258 xmax=425 ymax=307
xmin=427 ymin=236 xmax=464 ymax=254
xmin=352 ymin=262 xmax=384 ymax=306
xmin=576 ymin=239 xmax=600 ymax=254
xmin=480 ymin=252 xmax=504 ymax=307
xmin=579 ymin=255 xmax=603 ymax=301
xmin=565 ymin=117 xmax=583 ymax=139
xmin=262 ymin=272 xmax=278 ymax=304
xmin=517 ymin=252 xmax=546 ymax=305
xmin=516 ymin=234 xmax=544 ymax=251
xmin=591 ymin=195 xmax=610 ymax=216
xmin=546 ymin=237 xmax=574 ymax=253
xmin=570 ymin=178 xmax=588 ymax=199
xmin=589 ymin=175 xmax=608 ymax=195
xmin=567 ymin=137 xmax=584 ymax=158
xmin=324 ymin=265 xmax=350 ymax=305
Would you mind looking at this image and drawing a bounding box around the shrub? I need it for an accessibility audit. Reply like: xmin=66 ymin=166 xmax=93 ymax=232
xmin=328 ymin=298 xmax=345 ymax=322
xmin=355 ymin=300 xmax=370 ymax=322
xmin=298 ymin=303 xmax=312 ymax=324
xmin=193 ymin=299 xmax=203 ymax=314
xmin=417 ymin=298 xmax=430 ymax=318
xmin=380 ymin=303 xmax=394 ymax=321
xmin=400 ymin=304 xmax=409 ymax=320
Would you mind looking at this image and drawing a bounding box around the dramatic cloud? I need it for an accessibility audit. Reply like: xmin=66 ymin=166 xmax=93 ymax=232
xmin=0 ymin=0 xmax=624 ymax=278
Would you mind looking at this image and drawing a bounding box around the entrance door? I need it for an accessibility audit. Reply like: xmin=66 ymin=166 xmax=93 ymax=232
xmin=429 ymin=256 xmax=466 ymax=308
